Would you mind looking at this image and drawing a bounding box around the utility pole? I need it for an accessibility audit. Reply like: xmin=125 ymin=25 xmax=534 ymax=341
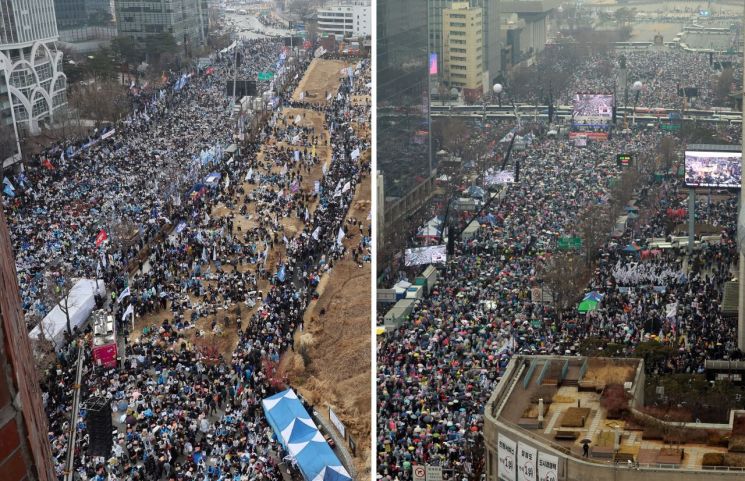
xmin=738 ymin=0 xmax=745 ymax=352
xmin=64 ymin=343 xmax=85 ymax=481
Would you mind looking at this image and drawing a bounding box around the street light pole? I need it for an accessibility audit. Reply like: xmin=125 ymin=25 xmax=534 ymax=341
xmin=739 ymin=0 xmax=745 ymax=351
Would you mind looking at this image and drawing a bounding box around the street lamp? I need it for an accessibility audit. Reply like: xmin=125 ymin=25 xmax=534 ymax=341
xmin=493 ymin=83 xmax=503 ymax=107
xmin=631 ymin=81 xmax=643 ymax=126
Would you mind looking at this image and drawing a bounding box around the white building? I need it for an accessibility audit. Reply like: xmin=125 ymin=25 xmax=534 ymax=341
xmin=0 ymin=0 xmax=67 ymax=144
xmin=317 ymin=1 xmax=370 ymax=38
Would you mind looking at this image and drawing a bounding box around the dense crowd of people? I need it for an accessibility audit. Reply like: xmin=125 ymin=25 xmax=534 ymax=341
xmin=3 ymin=34 xmax=370 ymax=481
xmin=377 ymin=118 xmax=740 ymax=478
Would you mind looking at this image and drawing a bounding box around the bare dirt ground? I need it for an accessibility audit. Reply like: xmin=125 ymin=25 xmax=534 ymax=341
xmin=282 ymin=172 xmax=371 ymax=480
xmin=292 ymin=58 xmax=353 ymax=105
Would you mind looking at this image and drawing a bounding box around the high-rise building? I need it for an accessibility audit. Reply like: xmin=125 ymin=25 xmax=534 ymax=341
xmin=0 ymin=197 xmax=56 ymax=481
xmin=429 ymin=0 xmax=500 ymax=90
xmin=377 ymin=0 xmax=434 ymax=272
xmin=114 ymin=0 xmax=208 ymax=48
xmin=0 ymin=0 xmax=68 ymax=140
xmin=54 ymin=0 xmax=112 ymax=29
xmin=317 ymin=1 xmax=371 ymax=39
xmin=442 ymin=2 xmax=483 ymax=96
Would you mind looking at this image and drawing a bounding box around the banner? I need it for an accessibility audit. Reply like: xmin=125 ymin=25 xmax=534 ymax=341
xmin=95 ymin=229 xmax=108 ymax=247
xmin=498 ymin=433 xmax=517 ymax=481
xmin=537 ymin=452 xmax=558 ymax=481
xmin=517 ymin=443 xmax=537 ymax=481
xmin=329 ymin=407 xmax=346 ymax=438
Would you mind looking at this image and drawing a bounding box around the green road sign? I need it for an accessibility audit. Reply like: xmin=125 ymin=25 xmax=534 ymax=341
xmin=258 ymin=72 xmax=274 ymax=81
xmin=558 ymin=237 xmax=582 ymax=250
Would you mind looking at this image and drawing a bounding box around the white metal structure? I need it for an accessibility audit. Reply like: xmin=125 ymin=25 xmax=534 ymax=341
xmin=0 ymin=0 xmax=67 ymax=151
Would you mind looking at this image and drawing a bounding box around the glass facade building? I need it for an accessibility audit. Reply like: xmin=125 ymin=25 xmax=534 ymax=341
xmin=114 ymin=0 xmax=208 ymax=47
xmin=377 ymin=0 xmax=431 ymax=200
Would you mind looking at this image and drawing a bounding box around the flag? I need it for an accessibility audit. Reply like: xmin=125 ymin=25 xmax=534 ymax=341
xmin=304 ymin=208 xmax=309 ymax=221
xmin=342 ymin=181 xmax=351 ymax=193
xmin=277 ymin=264 xmax=286 ymax=282
xmin=294 ymin=151 xmax=300 ymax=161
xmin=116 ymin=286 xmax=130 ymax=304
xmin=312 ymin=227 xmax=321 ymax=240
xmin=43 ymin=158 xmax=55 ymax=170
xmin=95 ymin=229 xmax=108 ymax=247
xmin=351 ymin=148 xmax=360 ymax=160
xmin=122 ymin=303 xmax=134 ymax=321
xmin=3 ymin=183 xmax=14 ymax=197
xmin=665 ymin=302 xmax=677 ymax=320
xmin=322 ymin=163 xmax=327 ymax=176
xmin=336 ymin=227 xmax=345 ymax=246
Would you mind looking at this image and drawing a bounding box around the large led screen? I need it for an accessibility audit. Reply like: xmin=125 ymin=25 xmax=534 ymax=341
xmin=684 ymin=150 xmax=741 ymax=188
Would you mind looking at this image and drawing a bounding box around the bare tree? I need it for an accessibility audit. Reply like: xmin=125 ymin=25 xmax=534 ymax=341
xmin=43 ymin=262 xmax=78 ymax=337
xmin=68 ymin=80 xmax=130 ymax=127
xmin=539 ymin=253 xmax=591 ymax=309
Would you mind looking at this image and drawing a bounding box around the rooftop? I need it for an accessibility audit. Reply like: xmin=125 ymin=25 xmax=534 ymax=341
xmin=489 ymin=356 xmax=745 ymax=470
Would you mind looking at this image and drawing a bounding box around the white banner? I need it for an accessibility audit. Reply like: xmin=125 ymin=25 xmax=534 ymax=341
xmin=537 ymin=452 xmax=558 ymax=481
xmin=517 ymin=443 xmax=537 ymax=481
xmin=498 ymin=433 xmax=517 ymax=481
xmin=328 ymin=407 xmax=345 ymax=438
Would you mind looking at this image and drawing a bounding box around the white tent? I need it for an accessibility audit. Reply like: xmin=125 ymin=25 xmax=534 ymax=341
xmin=29 ymin=279 xmax=106 ymax=347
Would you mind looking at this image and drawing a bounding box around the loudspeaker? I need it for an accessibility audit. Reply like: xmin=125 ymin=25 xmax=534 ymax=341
xmin=86 ymin=396 xmax=113 ymax=457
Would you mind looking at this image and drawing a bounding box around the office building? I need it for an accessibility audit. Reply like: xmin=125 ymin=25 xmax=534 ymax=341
xmin=0 ymin=0 xmax=68 ymax=139
xmin=500 ymin=0 xmax=558 ymax=70
xmin=377 ymin=0 xmax=435 ymax=272
xmin=317 ymin=1 xmax=371 ymax=39
xmin=54 ymin=0 xmax=112 ymax=29
xmin=114 ymin=0 xmax=208 ymax=48
xmin=442 ymin=2 xmax=483 ymax=97
xmin=429 ymin=0 xmax=500 ymax=89
xmin=0 ymin=201 xmax=56 ymax=481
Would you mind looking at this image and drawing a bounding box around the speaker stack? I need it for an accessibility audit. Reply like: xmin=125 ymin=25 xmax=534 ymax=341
xmin=85 ymin=396 xmax=113 ymax=458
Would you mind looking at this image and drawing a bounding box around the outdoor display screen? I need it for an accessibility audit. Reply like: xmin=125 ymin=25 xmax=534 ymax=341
xmin=404 ymin=245 xmax=447 ymax=266
xmin=571 ymin=93 xmax=614 ymax=127
xmin=684 ymin=150 xmax=741 ymax=188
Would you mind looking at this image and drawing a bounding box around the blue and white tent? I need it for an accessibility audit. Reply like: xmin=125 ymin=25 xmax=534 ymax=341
xmin=262 ymin=389 xmax=352 ymax=481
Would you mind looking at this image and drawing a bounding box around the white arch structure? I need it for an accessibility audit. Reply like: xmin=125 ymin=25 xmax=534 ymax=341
xmin=0 ymin=40 xmax=67 ymax=132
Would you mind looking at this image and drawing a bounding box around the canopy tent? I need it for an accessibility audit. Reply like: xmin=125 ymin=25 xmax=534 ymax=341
xmin=29 ymin=279 xmax=106 ymax=347
xmin=262 ymin=389 xmax=352 ymax=481
xmin=577 ymin=299 xmax=598 ymax=313
xmin=578 ymin=291 xmax=603 ymax=313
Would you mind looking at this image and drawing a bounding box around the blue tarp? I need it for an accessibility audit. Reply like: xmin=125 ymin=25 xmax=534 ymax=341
xmin=262 ymin=389 xmax=352 ymax=481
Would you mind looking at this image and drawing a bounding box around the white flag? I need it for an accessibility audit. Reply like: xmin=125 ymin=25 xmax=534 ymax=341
xmin=351 ymin=148 xmax=360 ymax=160
xmin=342 ymin=181 xmax=351 ymax=193
xmin=116 ymin=286 xmax=130 ymax=304
xmin=336 ymin=227 xmax=345 ymax=246
xmin=312 ymin=227 xmax=321 ymax=240
xmin=246 ymin=168 xmax=253 ymax=181
xmin=122 ymin=303 xmax=134 ymax=321
xmin=304 ymin=208 xmax=309 ymax=221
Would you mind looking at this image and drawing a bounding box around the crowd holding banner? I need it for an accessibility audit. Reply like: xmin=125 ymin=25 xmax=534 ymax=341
xmin=2 ymin=35 xmax=370 ymax=481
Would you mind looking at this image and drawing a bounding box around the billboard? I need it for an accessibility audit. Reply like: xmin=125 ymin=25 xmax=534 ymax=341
xmin=404 ymin=245 xmax=447 ymax=266
xmin=537 ymin=452 xmax=558 ymax=481
xmin=517 ymin=443 xmax=537 ymax=481
xmin=684 ymin=150 xmax=741 ymax=188
xmin=498 ymin=433 xmax=517 ymax=481
xmin=429 ymin=53 xmax=438 ymax=75
xmin=571 ymin=93 xmax=613 ymax=127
